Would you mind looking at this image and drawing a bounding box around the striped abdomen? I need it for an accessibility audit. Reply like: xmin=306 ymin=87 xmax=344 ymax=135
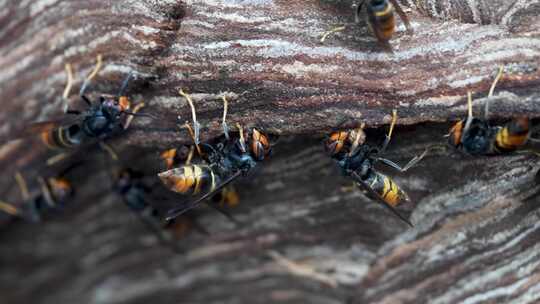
xmin=367 ymin=0 xmax=396 ymax=42
xmin=40 ymin=125 xmax=82 ymax=150
xmin=361 ymin=170 xmax=409 ymax=207
xmin=158 ymin=165 xmax=218 ymax=196
xmin=495 ymin=117 xmax=530 ymax=152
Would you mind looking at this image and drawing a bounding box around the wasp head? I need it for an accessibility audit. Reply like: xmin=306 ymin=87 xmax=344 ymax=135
xmin=249 ymin=128 xmax=271 ymax=161
xmin=101 ymin=96 xmax=130 ymax=119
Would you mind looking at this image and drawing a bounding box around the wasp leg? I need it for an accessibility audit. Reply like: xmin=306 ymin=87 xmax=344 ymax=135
xmin=485 ymin=66 xmax=504 ymax=120
xmin=79 ymin=54 xmax=103 ymax=97
xmin=267 ymin=250 xmax=338 ymax=288
xmin=66 ymin=110 xmax=81 ymax=115
xmin=390 ymin=0 xmax=413 ymax=34
xmin=179 ymin=89 xmax=201 ymax=146
xmin=37 ymin=176 xmax=56 ymax=208
xmin=378 ymin=153 xmax=425 ymax=173
xmin=15 ymin=172 xmax=30 ymax=201
xmin=0 ymin=201 xmax=21 ymax=217
xmin=340 ymin=182 xmax=357 ymax=193
xmin=81 ymin=95 xmax=92 ymax=107
xmin=122 ymin=102 xmax=145 ymax=130
xmin=380 ymin=109 xmax=398 ymax=154
xmin=515 ymin=149 xmax=540 ymax=158
xmin=46 ymin=153 xmax=71 ymax=166
xmin=222 ymin=96 xmax=230 ymax=140
xmin=355 ymin=0 xmax=366 ymax=23
xmin=320 ymin=26 xmax=347 ymax=43
xmin=99 ymin=141 xmax=119 ymax=161
xmin=63 ymin=63 xmax=74 ymax=113
xmin=349 ymin=123 xmax=366 ymax=156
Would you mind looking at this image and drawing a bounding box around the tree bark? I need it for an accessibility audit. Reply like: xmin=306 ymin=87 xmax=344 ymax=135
xmin=0 ymin=1 xmax=540 ymax=303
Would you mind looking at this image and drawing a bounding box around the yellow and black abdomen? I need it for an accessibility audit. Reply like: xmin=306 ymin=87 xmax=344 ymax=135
xmin=495 ymin=117 xmax=530 ymax=152
xmin=40 ymin=125 xmax=82 ymax=150
xmin=158 ymin=164 xmax=218 ymax=196
xmin=361 ymin=171 xmax=409 ymax=207
xmin=366 ymin=0 xmax=396 ymax=42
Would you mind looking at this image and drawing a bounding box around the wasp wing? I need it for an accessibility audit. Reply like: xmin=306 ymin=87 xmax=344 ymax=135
xmin=165 ymin=170 xmax=242 ymax=222
xmin=351 ymin=171 xmax=413 ymax=227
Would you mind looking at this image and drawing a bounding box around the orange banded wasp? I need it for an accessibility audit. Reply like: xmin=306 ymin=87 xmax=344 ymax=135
xmin=326 ymin=110 xmax=425 ymax=227
xmin=159 ymin=90 xmax=273 ymax=222
xmin=447 ymin=66 xmax=533 ymax=155
xmin=0 ymin=171 xmax=74 ymax=222
xmin=3 ymin=55 xmax=149 ymax=164
xmin=320 ymin=0 xmax=413 ymax=50
xmin=357 ymin=0 xmax=413 ymax=47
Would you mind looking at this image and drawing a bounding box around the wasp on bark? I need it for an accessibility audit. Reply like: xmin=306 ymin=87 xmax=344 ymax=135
xmin=4 ymin=55 xmax=148 ymax=164
xmin=159 ymin=91 xmax=273 ymax=222
xmin=0 ymin=171 xmax=74 ymax=222
xmin=448 ymin=66 xmax=533 ymax=155
xmin=326 ymin=110 xmax=425 ymax=227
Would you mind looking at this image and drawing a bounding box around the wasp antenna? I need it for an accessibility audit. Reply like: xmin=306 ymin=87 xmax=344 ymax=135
xmin=179 ymin=89 xmax=200 ymax=145
xmin=184 ymin=122 xmax=202 ymax=156
xmin=236 ymin=123 xmax=247 ymax=153
xmin=0 ymin=201 xmax=21 ymax=217
xmin=14 ymin=172 xmax=30 ymax=201
xmin=222 ymin=96 xmax=230 ymax=140
xmin=379 ymin=110 xmax=398 ymax=154
xmin=320 ymin=25 xmax=346 ymax=43
xmin=464 ymin=91 xmax=474 ymax=132
xmin=79 ymin=54 xmax=103 ymax=97
xmin=62 ymin=63 xmax=74 ymax=113
xmin=118 ymin=71 xmax=134 ymax=97
xmin=485 ymin=66 xmax=504 ymax=120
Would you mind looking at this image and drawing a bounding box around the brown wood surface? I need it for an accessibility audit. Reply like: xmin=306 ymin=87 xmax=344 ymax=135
xmin=0 ymin=1 xmax=539 ymax=303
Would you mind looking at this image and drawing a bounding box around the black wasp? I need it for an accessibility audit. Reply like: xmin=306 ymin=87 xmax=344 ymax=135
xmin=159 ymin=90 xmax=273 ymax=222
xmin=4 ymin=55 xmax=147 ymax=163
xmin=447 ymin=66 xmax=533 ymax=155
xmin=325 ymin=110 xmax=425 ymax=227
xmin=112 ymin=166 xmax=207 ymax=251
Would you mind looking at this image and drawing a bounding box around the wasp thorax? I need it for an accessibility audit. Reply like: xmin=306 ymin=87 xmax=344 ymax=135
xmin=250 ymin=128 xmax=271 ymax=161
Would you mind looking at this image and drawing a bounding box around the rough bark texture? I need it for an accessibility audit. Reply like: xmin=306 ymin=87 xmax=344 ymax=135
xmin=1 ymin=1 xmax=540 ymax=304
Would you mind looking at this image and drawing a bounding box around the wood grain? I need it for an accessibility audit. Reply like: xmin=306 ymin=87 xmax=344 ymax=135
xmin=0 ymin=1 xmax=540 ymax=304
